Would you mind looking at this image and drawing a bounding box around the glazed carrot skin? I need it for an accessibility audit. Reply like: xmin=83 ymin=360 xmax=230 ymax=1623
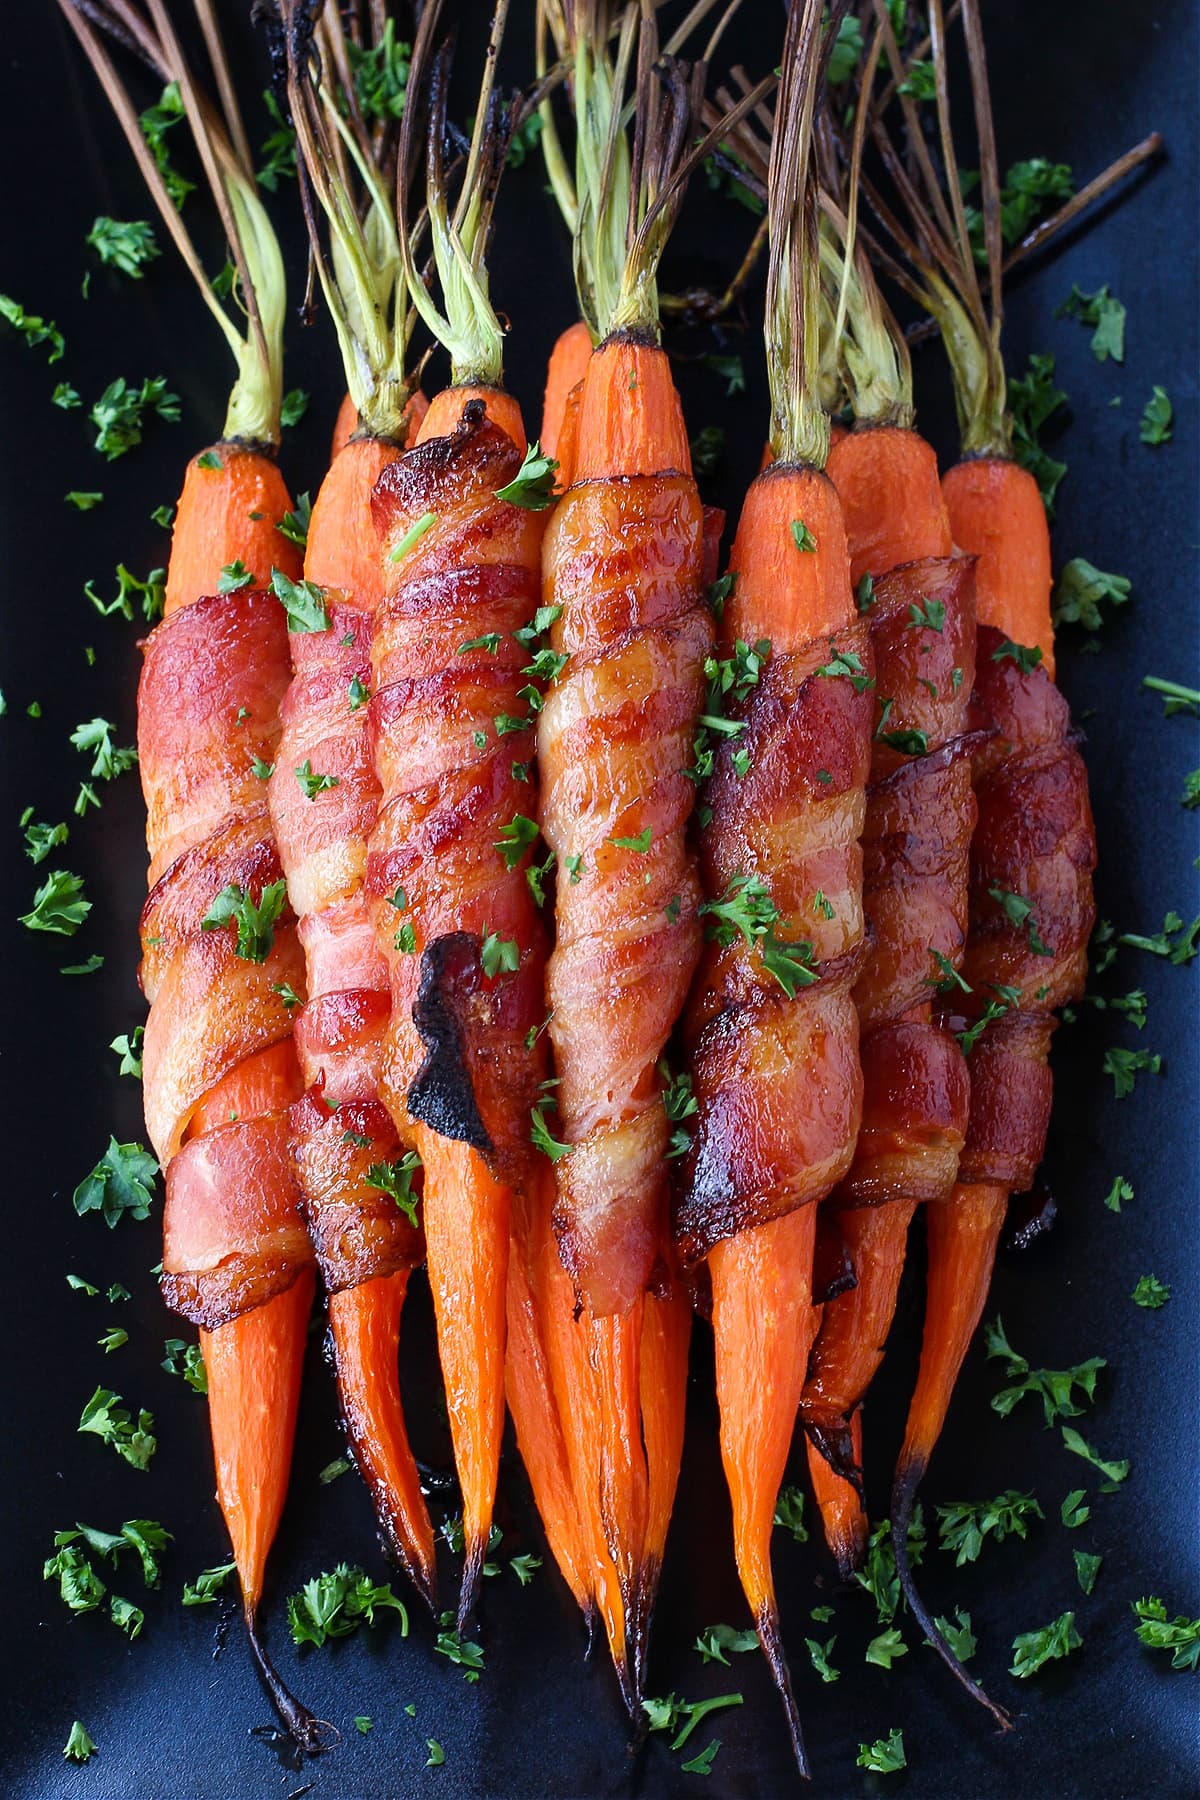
xmin=805 ymin=1407 xmax=866 ymax=1579
xmin=367 ymin=400 xmax=550 ymax=1622
xmin=540 ymin=337 xmax=709 ymax=1315
xmin=942 ymin=457 xmax=1055 ymax=677
xmin=826 ymin=423 xmax=952 ymax=590
xmin=266 ymin=433 xmax=437 ymax=1603
xmin=540 ymin=319 xmax=593 ymax=467
xmin=141 ymin=444 xmax=315 ymax=1637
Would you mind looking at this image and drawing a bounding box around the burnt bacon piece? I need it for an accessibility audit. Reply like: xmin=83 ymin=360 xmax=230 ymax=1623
xmin=366 ymin=407 xmax=548 ymax=1163
xmin=674 ymin=621 xmax=874 ymax=1265
xmin=801 ymin=556 xmax=978 ymax=1500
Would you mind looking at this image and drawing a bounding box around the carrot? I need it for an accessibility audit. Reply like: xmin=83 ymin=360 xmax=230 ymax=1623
xmin=61 ymin=0 xmax=322 ymax=1745
xmin=862 ymin=0 xmax=1096 ymax=1722
xmin=274 ymin=6 xmax=439 ymax=1611
xmin=418 ymin=382 xmax=527 ymax=454
xmin=674 ymin=3 xmax=872 ymax=1770
xmin=540 ymin=319 xmax=593 ymax=468
xmin=942 ymin=457 xmax=1055 ymax=672
xmin=332 ymin=387 xmax=429 ymax=462
xmin=805 ymin=1408 xmax=867 ymax=1579
xmin=826 ymin=425 xmax=951 ymax=589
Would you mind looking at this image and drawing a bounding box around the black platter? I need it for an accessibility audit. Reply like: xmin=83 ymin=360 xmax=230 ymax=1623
xmin=1 ymin=3 xmax=1197 ymax=1796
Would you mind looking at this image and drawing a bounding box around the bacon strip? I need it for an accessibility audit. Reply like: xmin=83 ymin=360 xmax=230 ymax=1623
xmin=539 ymin=473 xmax=710 ymax=1313
xmin=674 ymin=622 xmax=873 ymax=1264
xmin=366 ymin=405 xmax=548 ymax=1173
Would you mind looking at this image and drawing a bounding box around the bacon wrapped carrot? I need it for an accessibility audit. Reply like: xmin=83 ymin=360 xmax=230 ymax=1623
xmin=59 ymin=0 xmax=320 ymax=1744
xmin=262 ymin=0 xmax=436 ymax=1607
xmin=860 ymin=0 xmax=1096 ymax=1722
xmin=359 ymin=1 xmax=555 ymax=1629
xmin=673 ymin=1 xmax=873 ymax=1769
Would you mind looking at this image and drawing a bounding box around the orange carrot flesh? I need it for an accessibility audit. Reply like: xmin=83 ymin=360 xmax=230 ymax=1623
xmin=305 ymin=435 xmax=404 ymax=611
xmin=805 ymin=1407 xmax=867 ymax=1578
xmin=572 ymin=337 xmax=692 ymax=482
xmin=505 ymin=1174 xmax=592 ymax=1614
xmin=328 ymin=1272 xmax=437 ymax=1608
xmin=942 ymin=457 xmax=1055 ymax=674
xmin=416 ymin=383 xmax=527 ymax=454
xmin=165 ymin=444 xmax=302 ymax=617
xmin=724 ymin=463 xmax=852 ymax=646
xmin=802 ymin=1200 xmax=918 ymax=1439
xmin=826 ymin=425 xmax=952 ymax=588
xmin=541 ymin=320 xmax=593 ymax=464
xmin=331 ymin=389 xmax=430 ymax=462
xmin=201 ymin=1267 xmax=315 ymax=1612
xmin=415 ymin=1127 xmax=511 ymax=1628
xmin=636 ymin=1281 xmax=690 ymax=1693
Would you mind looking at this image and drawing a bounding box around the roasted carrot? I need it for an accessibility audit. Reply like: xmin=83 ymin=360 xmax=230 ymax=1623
xmin=364 ymin=0 xmax=555 ymax=1629
xmin=805 ymin=1407 xmax=867 ymax=1579
xmin=60 ymin=0 xmax=321 ymax=1744
xmin=272 ymin=2 xmax=437 ymax=1606
xmin=863 ymin=0 xmax=1096 ymax=1721
xmin=671 ymin=4 xmax=874 ymax=1771
xmin=540 ymin=319 xmax=593 ymax=476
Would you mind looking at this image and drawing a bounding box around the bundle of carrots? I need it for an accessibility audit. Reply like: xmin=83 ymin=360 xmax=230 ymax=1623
xmin=52 ymin=0 xmax=1162 ymax=1779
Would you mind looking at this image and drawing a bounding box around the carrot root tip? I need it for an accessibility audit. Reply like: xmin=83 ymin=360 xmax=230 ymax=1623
xmin=892 ymin=1461 xmax=1014 ymax=1732
xmin=756 ymin=1601 xmax=810 ymax=1779
xmin=380 ymin=1520 xmax=438 ymax=1618
xmin=456 ymin=1531 xmax=487 ymax=1636
xmin=801 ymin=1414 xmax=866 ymax=1505
xmin=244 ymin=1608 xmax=329 ymax=1754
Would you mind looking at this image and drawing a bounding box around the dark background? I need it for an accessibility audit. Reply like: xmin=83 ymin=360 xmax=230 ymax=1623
xmin=1 ymin=3 xmax=1197 ymax=1796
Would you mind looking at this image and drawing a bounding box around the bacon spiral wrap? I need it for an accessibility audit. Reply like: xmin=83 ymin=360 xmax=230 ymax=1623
xmin=674 ymin=618 xmax=873 ymax=1265
xmin=538 ymin=472 xmax=710 ymax=1315
xmin=268 ymin=593 xmax=418 ymax=1290
xmin=139 ymin=586 xmax=314 ymax=1328
xmin=946 ymin=625 xmax=1096 ymax=1189
xmin=836 ymin=556 xmax=977 ymax=1206
xmin=366 ymin=405 xmax=548 ymax=1174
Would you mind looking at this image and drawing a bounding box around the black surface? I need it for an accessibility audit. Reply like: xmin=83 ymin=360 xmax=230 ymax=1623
xmin=2 ymin=4 xmax=1198 ymax=1796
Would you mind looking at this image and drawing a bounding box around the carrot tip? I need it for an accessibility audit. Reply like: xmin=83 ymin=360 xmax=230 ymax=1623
xmin=625 ymin=1553 xmax=661 ymax=1716
xmin=802 ymin=1415 xmax=866 ymax=1506
xmin=456 ymin=1533 xmax=486 ymax=1636
xmin=756 ymin=1600 xmax=810 ymax=1779
xmin=379 ymin=1518 xmax=438 ymax=1618
xmin=892 ymin=1461 xmax=1014 ymax=1732
xmin=244 ymin=1607 xmax=328 ymax=1754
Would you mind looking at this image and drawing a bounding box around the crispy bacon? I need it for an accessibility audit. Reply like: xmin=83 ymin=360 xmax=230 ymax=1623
xmin=366 ymin=404 xmax=548 ymax=1175
xmin=290 ymin=1092 xmax=421 ymax=1293
xmin=674 ymin=622 xmax=873 ymax=1265
xmin=539 ymin=472 xmax=710 ymax=1314
xmin=138 ymin=584 xmax=314 ymax=1321
xmin=944 ymin=625 xmax=1096 ymax=1186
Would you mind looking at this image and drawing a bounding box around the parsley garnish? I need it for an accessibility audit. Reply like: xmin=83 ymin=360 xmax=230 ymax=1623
xmin=138 ymin=82 xmax=193 ymax=207
xmin=389 ymin=510 xmax=437 ymax=561
xmin=435 ymin=1612 xmax=485 ymax=1680
xmin=218 ymin=559 xmax=255 ymax=593
xmin=907 ymin=595 xmax=946 ymax=632
xmin=280 ymin=388 xmax=308 ymax=429
xmin=1075 ymin=1550 xmax=1103 ymax=1596
xmin=20 ymin=867 xmax=91 ymax=935
xmin=458 ymin=632 xmax=502 ymax=655
xmin=931 ymin=1609 xmax=977 ymax=1662
xmin=364 ymin=1153 xmax=421 ymax=1227
xmin=347 ymin=18 xmax=411 ymax=121
xmin=496 ymin=440 xmax=559 ymax=510
xmin=816 ymin=644 xmax=873 ymax=693
xmin=200 ymin=879 xmax=288 ymax=962
xmin=989 ymin=883 xmax=1053 ymax=956
xmin=481 ymin=931 xmax=520 ymax=978
xmin=182 ymin=1561 xmax=236 ymax=1606
xmin=1131 ymin=1273 xmax=1170 ymax=1309
xmin=531 ymin=1105 xmax=571 ymax=1162
xmin=65 ymin=490 xmax=103 ymax=512
xmin=1104 ymin=1175 xmax=1133 ymax=1213
xmin=1008 ymin=351 xmax=1068 ymax=514
xmin=694 ymin=1623 xmax=758 ymax=1665
xmin=509 ymin=1553 xmax=543 ymax=1586
xmin=53 ymin=382 xmax=80 ymax=408
xmin=495 ymin=813 xmax=540 ymax=868
xmin=0 ymin=292 xmax=64 ymax=361
xmin=874 ymin=698 xmax=929 ymax=756
xmin=935 ymin=1491 xmax=1043 ymax=1564
xmin=699 ymin=873 xmax=819 ymax=997
xmin=98 ymin=1326 xmax=128 ymax=1354
xmin=288 ymin=1565 xmax=409 ymax=1648
xmin=865 ymin=1628 xmax=908 ymax=1670
xmin=854 ymin=1510 xmax=926 ymax=1625
xmin=1057 ymin=283 xmax=1125 ymax=362
xmin=984 ymin=1316 xmax=1104 ymax=1425
xmin=78 ymin=1387 xmax=156 ymax=1469
xmin=162 ymin=1338 xmax=207 ymax=1394
xmin=21 ymin=814 xmax=69 ymax=865
xmin=86 ymin=217 xmax=160 ymax=279
xmin=856 ymin=1729 xmax=905 ymax=1773
xmin=89 ymin=375 xmax=179 ymax=459
xmin=1061 ymin=1490 xmax=1090 ymax=1529
xmin=294 ymin=759 xmax=340 ymax=800
xmin=805 ymin=1635 xmax=840 ymax=1682
xmin=71 ymin=717 xmax=138 ymax=782
xmin=426 ymin=1740 xmax=446 ymax=1767
xmin=927 ymin=948 xmax=971 ymax=994
xmin=84 ymin=561 xmax=165 ymax=622
xmin=1010 ymin=1610 xmax=1082 ymax=1678
xmin=610 ymin=827 xmax=653 ymax=853
xmin=773 ymin=1485 xmax=809 ymax=1543
xmin=1139 ymin=385 xmax=1173 ymax=445
xmin=790 ymin=518 xmax=817 ymax=553
xmin=276 ymin=493 xmax=312 ymax=549
xmin=1061 ymin=1425 xmax=1129 ymax=1490
xmin=1132 ymin=1597 xmax=1200 ymax=1671
xmin=963 ymin=158 xmax=1073 ymax=261
xmin=1143 ymin=675 xmax=1200 ymax=718
xmin=64 ymin=1722 xmax=97 ymax=1764
xmin=271 ymin=567 xmax=330 ymax=633
xmin=1102 ymin=1045 xmax=1163 ymax=1098
xmin=993 ymin=637 xmax=1044 ymax=673
xmin=73 ymin=1137 xmax=158 ymax=1227
xmin=1118 ymin=911 xmax=1200 ymax=964
xmin=1052 ymin=557 xmax=1132 ymax=633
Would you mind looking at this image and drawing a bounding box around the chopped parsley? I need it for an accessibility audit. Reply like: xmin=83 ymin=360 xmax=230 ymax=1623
xmin=773 ymin=1485 xmax=809 ymax=1544
xmin=1052 ymin=558 xmax=1132 ymax=633
xmin=509 ymin=1553 xmax=542 ymax=1586
xmin=481 ymin=931 xmax=520 ymax=978
xmin=874 ymin=698 xmax=929 ymax=756
xmin=496 ymin=440 xmax=559 ymax=510
xmin=65 ymin=490 xmax=103 ymax=512
xmin=931 ymin=1609 xmax=977 ymax=1662
xmin=1010 ymin=1609 xmax=1082 ymax=1678
xmin=856 ymin=1729 xmax=906 ymax=1773
xmin=86 ymin=217 xmax=160 ymax=279
xmin=21 ymin=814 xmax=69 ymax=865
xmin=288 ymin=1565 xmax=409 ymax=1648
xmin=162 ymin=1338 xmax=208 ymax=1394
xmin=1118 ymin=911 xmax=1200 ymax=964
xmin=364 ymin=1153 xmax=422 ymax=1227
xmin=865 ymin=1628 xmax=908 ymax=1670
xmin=73 ymin=1137 xmax=158 ymax=1227
xmin=271 ymin=981 xmax=301 ymax=1012
xmin=200 ymin=879 xmax=288 ymax=961
xmin=1060 ymin=1425 xmax=1129 ymax=1490
xmin=347 ymin=18 xmax=411 ymax=122
xmin=63 ymin=1722 xmax=97 ymax=1764
xmin=1139 ymin=385 xmax=1173 ymax=445
xmin=790 ymin=518 xmax=817 ymax=553
xmin=854 ymin=1510 xmax=926 ymax=1626
xmin=984 ymin=1316 xmax=1104 ymax=1425
xmin=84 ymin=561 xmax=165 ymax=622
xmin=661 ymin=1062 xmax=698 ymax=1159
xmin=989 ymin=884 xmax=1053 ymax=955
xmin=217 ymin=559 xmax=255 ymax=593
xmin=89 ymin=375 xmax=179 ymax=460
xmin=0 ymin=292 xmax=64 ymax=361
xmin=993 ymin=636 xmax=1044 ymax=674
xmin=138 ymin=82 xmax=193 ymax=207
xmin=531 ymin=1104 xmax=571 ymax=1162
xmin=1131 ymin=1274 xmax=1170 ymax=1310
xmin=935 ymin=1491 xmax=1043 ymax=1565
xmin=294 ymin=759 xmax=340 ymax=800
xmin=276 ymin=493 xmax=312 ymax=549
xmin=1104 ymin=1175 xmax=1134 ymax=1213
xmin=71 ymin=717 xmax=138 ymax=782
xmin=1101 ymin=1045 xmax=1163 ymax=1098
xmin=389 ymin=509 xmax=437 ymax=561
xmin=1075 ymin=1551 xmax=1103 ymax=1596
xmin=1056 ymin=283 xmax=1125 ymax=362
xmin=181 ymin=1561 xmax=237 ymax=1605
xmin=1008 ymin=351 xmax=1068 ymax=515
xmin=271 ymin=567 xmax=330 ymax=633
xmin=694 ymin=1623 xmax=758 ymax=1665
xmin=20 ymin=867 xmax=91 ymax=936
xmin=77 ymin=1387 xmax=156 ymax=1469
xmin=1061 ymin=1490 xmax=1090 ymax=1530
xmin=907 ymin=595 xmax=946 ymax=632
xmin=280 ymin=388 xmax=308 ymax=428
xmin=699 ymin=872 xmax=818 ymax=996
xmin=610 ymin=827 xmax=652 ymax=853
xmin=495 ymin=812 xmax=540 ymax=868
xmin=435 ymin=1612 xmax=485 ymax=1680
xmin=458 ymin=632 xmax=502 ymax=655
xmin=804 ymin=1635 xmax=840 ymax=1682
xmin=1132 ymin=1598 xmax=1200 ymax=1671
